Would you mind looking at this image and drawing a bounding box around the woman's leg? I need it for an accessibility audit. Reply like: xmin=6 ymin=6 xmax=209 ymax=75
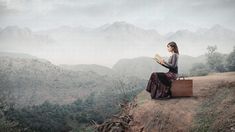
xmin=146 ymin=72 xmax=173 ymax=99
xmin=146 ymin=72 xmax=157 ymax=92
xmin=146 ymin=72 xmax=162 ymax=99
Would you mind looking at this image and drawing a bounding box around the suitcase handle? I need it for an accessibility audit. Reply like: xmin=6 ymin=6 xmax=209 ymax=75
xmin=177 ymin=76 xmax=185 ymax=80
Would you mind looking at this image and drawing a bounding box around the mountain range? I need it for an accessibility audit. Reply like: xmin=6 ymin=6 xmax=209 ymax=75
xmin=0 ymin=21 xmax=234 ymax=67
xmin=0 ymin=51 xmax=207 ymax=109
xmin=0 ymin=52 xmax=146 ymax=107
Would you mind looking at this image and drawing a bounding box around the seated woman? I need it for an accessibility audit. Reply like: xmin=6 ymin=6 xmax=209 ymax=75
xmin=146 ymin=41 xmax=179 ymax=99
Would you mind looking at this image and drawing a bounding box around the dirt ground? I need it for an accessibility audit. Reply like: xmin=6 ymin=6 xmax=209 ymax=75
xmin=127 ymin=72 xmax=235 ymax=132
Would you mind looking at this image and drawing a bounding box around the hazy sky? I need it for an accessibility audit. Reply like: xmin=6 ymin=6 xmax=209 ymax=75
xmin=1 ymin=0 xmax=235 ymax=67
xmin=1 ymin=0 xmax=235 ymax=34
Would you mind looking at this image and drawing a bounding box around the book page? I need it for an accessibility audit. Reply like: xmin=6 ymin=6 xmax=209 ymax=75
xmin=152 ymin=53 xmax=163 ymax=64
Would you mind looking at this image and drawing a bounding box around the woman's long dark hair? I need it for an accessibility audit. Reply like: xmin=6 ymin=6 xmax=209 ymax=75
xmin=167 ymin=41 xmax=179 ymax=54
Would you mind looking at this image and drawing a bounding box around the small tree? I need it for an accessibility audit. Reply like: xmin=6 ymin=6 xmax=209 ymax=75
xmin=114 ymin=77 xmax=137 ymax=104
xmin=226 ymin=46 xmax=235 ymax=71
xmin=206 ymin=45 xmax=226 ymax=72
xmin=0 ymin=93 xmax=20 ymax=132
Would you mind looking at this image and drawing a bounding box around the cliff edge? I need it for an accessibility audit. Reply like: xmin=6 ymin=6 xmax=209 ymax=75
xmin=128 ymin=72 xmax=235 ymax=132
xmin=95 ymin=72 xmax=235 ymax=132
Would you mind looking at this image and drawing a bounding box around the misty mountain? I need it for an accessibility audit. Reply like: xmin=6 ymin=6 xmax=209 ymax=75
xmin=38 ymin=21 xmax=164 ymax=52
xmin=60 ymin=54 xmax=207 ymax=80
xmin=36 ymin=22 xmax=235 ymax=54
xmin=178 ymin=54 xmax=207 ymax=74
xmin=0 ymin=26 xmax=54 ymax=51
xmin=95 ymin=21 xmax=163 ymax=44
xmin=59 ymin=54 xmax=207 ymax=80
xmin=36 ymin=25 xmax=93 ymax=41
xmin=112 ymin=54 xmax=207 ymax=79
xmin=0 ymin=51 xmax=51 ymax=64
xmin=0 ymin=53 xmax=146 ymax=107
xmin=0 ymin=51 xmax=37 ymax=59
xmin=59 ymin=64 xmax=118 ymax=77
xmin=112 ymin=56 xmax=168 ymax=80
xmin=0 ymin=22 xmax=234 ymax=67
xmin=166 ymin=25 xmax=235 ymax=56
xmin=0 ymin=50 xmax=208 ymax=110
xmin=60 ymin=56 xmax=168 ymax=80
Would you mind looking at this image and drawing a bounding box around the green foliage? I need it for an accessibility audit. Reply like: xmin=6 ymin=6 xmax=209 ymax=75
xmin=0 ymin=98 xmax=21 ymax=132
xmin=0 ymin=118 xmax=20 ymax=132
xmin=190 ymin=45 xmax=234 ymax=76
xmin=189 ymin=63 xmax=210 ymax=76
xmin=3 ymin=98 xmax=110 ymax=132
xmin=0 ymin=88 xmax=144 ymax=132
xmin=3 ymin=83 xmax=143 ymax=132
xmin=5 ymin=101 xmax=72 ymax=132
xmin=206 ymin=45 xmax=226 ymax=72
xmin=226 ymin=46 xmax=235 ymax=71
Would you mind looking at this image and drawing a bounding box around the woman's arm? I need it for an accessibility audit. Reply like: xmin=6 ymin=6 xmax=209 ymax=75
xmin=160 ymin=63 xmax=170 ymax=69
xmin=158 ymin=59 xmax=171 ymax=68
xmin=162 ymin=54 xmax=178 ymax=69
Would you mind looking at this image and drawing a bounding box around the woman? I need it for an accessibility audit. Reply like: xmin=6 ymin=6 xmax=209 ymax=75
xmin=146 ymin=41 xmax=179 ymax=99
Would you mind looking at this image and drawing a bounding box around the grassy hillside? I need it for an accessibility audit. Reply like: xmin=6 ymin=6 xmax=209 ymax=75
xmin=127 ymin=72 xmax=235 ymax=131
xmin=95 ymin=72 xmax=235 ymax=131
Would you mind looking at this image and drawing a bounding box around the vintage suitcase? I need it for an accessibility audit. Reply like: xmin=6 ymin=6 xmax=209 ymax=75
xmin=171 ymin=76 xmax=193 ymax=97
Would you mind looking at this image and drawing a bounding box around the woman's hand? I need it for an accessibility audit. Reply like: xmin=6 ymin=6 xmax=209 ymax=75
xmin=159 ymin=59 xmax=164 ymax=64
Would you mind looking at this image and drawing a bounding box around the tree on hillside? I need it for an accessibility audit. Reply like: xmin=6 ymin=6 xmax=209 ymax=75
xmin=114 ymin=78 xmax=138 ymax=103
xmin=226 ymin=46 xmax=235 ymax=71
xmin=206 ymin=45 xmax=226 ymax=72
xmin=0 ymin=75 xmax=20 ymax=132
xmin=189 ymin=63 xmax=210 ymax=76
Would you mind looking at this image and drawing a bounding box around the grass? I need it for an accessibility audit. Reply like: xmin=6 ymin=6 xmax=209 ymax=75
xmin=145 ymin=110 xmax=171 ymax=132
xmin=191 ymin=81 xmax=235 ymax=132
xmin=135 ymin=91 xmax=149 ymax=106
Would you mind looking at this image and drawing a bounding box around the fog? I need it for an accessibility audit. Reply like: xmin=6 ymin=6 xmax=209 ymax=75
xmin=0 ymin=0 xmax=235 ymax=67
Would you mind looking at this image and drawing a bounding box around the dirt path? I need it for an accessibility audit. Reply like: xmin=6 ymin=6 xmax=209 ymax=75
xmin=128 ymin=72 xmax=235 ymax=132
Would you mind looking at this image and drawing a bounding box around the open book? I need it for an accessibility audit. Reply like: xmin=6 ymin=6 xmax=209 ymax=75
xmin=152 ymin=53 xmax=163 ymax=64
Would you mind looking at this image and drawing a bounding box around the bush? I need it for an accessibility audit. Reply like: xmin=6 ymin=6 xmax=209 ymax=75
xmin=226 ymin=46 xmax=235 ymax=71
xmin=0 ymin=98 xmax=21 ymax=132
xmin=206 ymin=45 xmax=227 ymax=72
xmin=5 ymin=101 xmax=72 ymax=132
xmin=189 ymin=63 xmax=210 ymax=76
xmin=2 ymin=77 xmax=144 ymax=132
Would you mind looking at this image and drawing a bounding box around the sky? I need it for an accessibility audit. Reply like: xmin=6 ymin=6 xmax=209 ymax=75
xmin=1 ymin=0 xmax=235 ymax=34
xmin=0 ymin=0 xmax=235 ymax=67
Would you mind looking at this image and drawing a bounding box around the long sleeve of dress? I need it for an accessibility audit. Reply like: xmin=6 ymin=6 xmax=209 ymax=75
xmin=161 ymin=53 xmax=178 ymax=69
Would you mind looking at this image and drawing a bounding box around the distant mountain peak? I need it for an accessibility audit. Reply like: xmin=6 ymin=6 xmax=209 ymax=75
xmin=111 ymin=21 xmax=135 ymax=27
xmin=175 ymin=29 xmax=192 ymax=34
xmin=4 ymin=25 xmax=20 ymax=29
xmin=211 ymin=24 xmax=224 ymax=30
xmin=2 ymin=25 xmax=31 ymax=32
xmin=208 ymin=24 xmax=233 ymax=32
xmin=99 ymin=21 xmax=141 ymax=32
xmin=0 ymin=25 xmax=33 ymax=38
